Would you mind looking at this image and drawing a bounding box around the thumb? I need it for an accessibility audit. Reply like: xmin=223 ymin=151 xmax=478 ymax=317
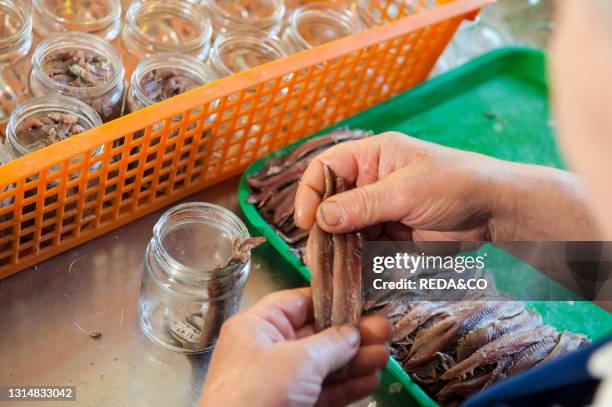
xmin=316 ymin=178 xmax=404 ymax=233
xmin=291 ymin=325 xmax=360 ymax=378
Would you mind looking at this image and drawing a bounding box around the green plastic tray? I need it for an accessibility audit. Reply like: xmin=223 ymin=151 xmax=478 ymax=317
xmin=238 ymin=48 xmax=612 ymax=406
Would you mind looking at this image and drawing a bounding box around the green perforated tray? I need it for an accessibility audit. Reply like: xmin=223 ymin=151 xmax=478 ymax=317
xmin=238 ymin=48 xmax=612 ymax=406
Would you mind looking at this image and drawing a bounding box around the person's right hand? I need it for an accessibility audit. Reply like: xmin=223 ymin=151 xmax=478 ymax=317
xmin=294 ymin=132 xmax=599 ymax=241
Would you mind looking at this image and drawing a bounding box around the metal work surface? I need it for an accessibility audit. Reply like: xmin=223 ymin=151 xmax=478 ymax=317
xmin=0 ymin=178 xmax=397 ymax=407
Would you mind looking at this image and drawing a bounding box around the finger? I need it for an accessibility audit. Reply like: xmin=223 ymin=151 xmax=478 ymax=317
xmin=316 ymin=373 xmax=380 ymax=407
xmin=384 ymin=222 xmax=414 ymax=241
xmin=325 ymin=344 xmax=389 ymax=383
xmin=249 ymin=288 xmax=314 ymax=339
xmin=294 ymin=136 xmax=384 ymax=230
xmin=315 ymin=172 xmax=412 ymax=233
xmin=296 ymin=324 xmax=315 ymax=339
xmin=359 ymin=315 xmax=392 ymax=346
xmin=287 ymin=324 xmax=361 ymax=377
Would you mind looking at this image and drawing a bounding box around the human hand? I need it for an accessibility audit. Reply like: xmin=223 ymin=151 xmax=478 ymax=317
xmin=295 ymin=132 xmax=599 ymax=241
xmin=198 ymin=288 xmax=390 ymax=407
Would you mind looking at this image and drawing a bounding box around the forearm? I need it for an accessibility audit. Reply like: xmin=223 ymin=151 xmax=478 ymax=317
xmin=488 ymin=161 xmax=601 ymax=241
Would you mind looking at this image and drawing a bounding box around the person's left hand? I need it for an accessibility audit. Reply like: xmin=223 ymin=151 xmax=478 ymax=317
xmin=198 ymin=288 xmax=390 ymax=407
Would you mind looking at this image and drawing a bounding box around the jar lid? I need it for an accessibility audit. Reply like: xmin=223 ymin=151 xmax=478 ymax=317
xmin=6 ymin=95 xmax=103 ymax=157
xmin=288 ymin=3 xmax=363 ymax=50
xmin=211 ymin=30 xmax=287 ymax=78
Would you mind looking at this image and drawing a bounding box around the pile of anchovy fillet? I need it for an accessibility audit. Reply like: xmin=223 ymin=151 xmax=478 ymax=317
xmin=248 ymin=129 xmax=590 ymax=405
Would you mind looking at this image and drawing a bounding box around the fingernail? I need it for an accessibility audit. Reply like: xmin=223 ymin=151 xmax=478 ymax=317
xmin=338 ymin=324 xmax=360 ymax=347
xmin=319 ymin=201 xmax=343 ymax=227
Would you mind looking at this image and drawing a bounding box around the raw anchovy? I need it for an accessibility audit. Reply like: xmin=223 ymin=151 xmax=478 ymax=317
xmin=456 ymin=311 xmax=542 ymax=361
xmin=140 ymin=69 xmax=201 ymax=103
xmin=441 ymin=325 xmax=557 ymax=380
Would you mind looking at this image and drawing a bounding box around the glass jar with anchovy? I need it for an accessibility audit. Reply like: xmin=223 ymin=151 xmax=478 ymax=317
xmin=28 ymin=32 xmax=125 ymax=123
xmin=138 ymin=202 xmax=265 ymax=353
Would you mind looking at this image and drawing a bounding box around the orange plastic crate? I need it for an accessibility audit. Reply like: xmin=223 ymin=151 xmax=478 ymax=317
xmin=0 ymin=0 xmax=491 ymax=278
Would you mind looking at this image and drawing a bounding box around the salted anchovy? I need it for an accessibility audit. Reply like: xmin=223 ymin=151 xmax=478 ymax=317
xmin=392 ymin=301 xmax=452 ymax=342
xmin=456 ymin=311 xmax=542 ymax=361
xmin=277 ymin=228 xmax=309 ymax=245
xmin=309 ymin=166 xmax=363 ymax=330
xmin=406 ymin=303 xmax=486 ymax=368
xmin=308 ymin=224 xmax=334 ymax=332
xmin=199 ymin=236 xmax=266 ymax=347
xmin=441 ymin=325 xmax=557 ymax=380
xmin=411 ymin=352 xmax=456 ymax=384
xmin=504 ymin=332 xmax=560 ymax=376
xmin=344 ymin=231 xmax=363 ymax=325
xmin=436 ymin=372 xmax=492 ymax=401
xmin=539 ymin=331 xmax=589 ymax=364
xmin=448 ymin=301 xmax=525 ymax=348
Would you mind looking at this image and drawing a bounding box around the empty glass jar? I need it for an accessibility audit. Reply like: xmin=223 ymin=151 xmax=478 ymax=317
xmin=32 ymin=0 xmax=122 ymax=41
xmin=122 ymin=0 xmax=213 ymax=72
xmin=0 ymin=0 xmax=33 ymax=125
xmin=209 ymin=30 xmax=288 ymax=78
xmin=281 ymin=3 xmax=363 ymax=52
xmin=28 ymin=32 xmax=125 ymax=122
xmin=138 ymin=202 xmax=252 ymax=353
xmin=354 ymin=0 xmax=438 ymax=27
xmin=207 ymin=0 xmax=286 ymax=35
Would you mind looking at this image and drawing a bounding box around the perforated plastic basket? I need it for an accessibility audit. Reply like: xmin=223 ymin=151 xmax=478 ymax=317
xmin=0 ymin=0 xmax=490 ymax=279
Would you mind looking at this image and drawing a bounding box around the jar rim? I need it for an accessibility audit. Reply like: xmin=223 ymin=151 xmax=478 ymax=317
xmin=288 ymin=2 xmax=363 ymax=50
xmin=210 ymin=30 xmax=287 ymax=78
xmin=151 ymin=202 xmax=251 ymax=282
xmin=0 ymin=0 xmax=32 ymax=49
xmin=6 ymin=95 xmax=103 ymax=157
xmin=207 ymin=0 xmax=286 ymax=28
xmin=32 ymin=0 xmax=122 ymax=37
xmin=124 ymin=0 xmax=213 ymax=55
xmin=31 ymin=32 xmax=125 ymax=97
xmin=130 ymin=52 xmax=216 ymax=108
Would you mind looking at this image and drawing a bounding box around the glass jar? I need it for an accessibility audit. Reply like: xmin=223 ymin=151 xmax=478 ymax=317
xmin=6 ymin=95 xmax=103 ymax=161
xmin=0 ymin=0 xmax=33 ymax=125
xmin=138 ymin=202 xmax=252 ymax=353
xmin=32 ymin=0 xmax=122 ymax=42
xmin=354 ymin=0 xmax=438 ymax=27
xmin=207 ymin=0 xmax=286 ymax=35
xmin=122 ymin=0 xmax=213 ymax=72
xmin=209 ymin=30 xmax=288 ymax=78
xmin=28 ymin=32 xmax=125 ymax=122
xmin=281 ymin=3 xmax=363 ymax=52
xmin=126 ymin=52 xmax=216 ymax=113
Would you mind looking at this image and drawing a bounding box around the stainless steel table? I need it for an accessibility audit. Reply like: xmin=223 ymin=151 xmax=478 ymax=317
xmin=0 ymin=177 xmax=403 ymax=407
